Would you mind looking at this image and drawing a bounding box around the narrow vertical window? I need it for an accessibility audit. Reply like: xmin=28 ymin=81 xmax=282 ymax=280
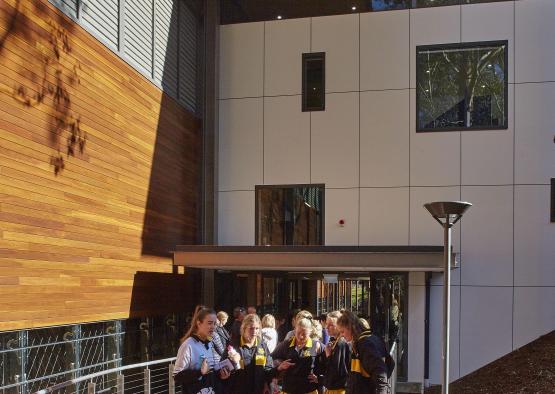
xmin=302 ymin=52 xmax=325 ymax=111
xmin=551 ymin=178 xmax=555 ymax=223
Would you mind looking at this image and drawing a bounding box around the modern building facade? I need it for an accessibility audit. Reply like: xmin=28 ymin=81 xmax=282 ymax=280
xmin=0 ymin=0 xmax=553 ymax=392
xmin=216 ymin=0 xmax=555 ymax=387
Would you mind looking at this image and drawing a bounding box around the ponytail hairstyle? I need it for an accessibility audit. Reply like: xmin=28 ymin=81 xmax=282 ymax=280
xmin=180 ymin=305 xmax=216 ymax=343
xmin=336 ymin=310 xmax=368 ymax=342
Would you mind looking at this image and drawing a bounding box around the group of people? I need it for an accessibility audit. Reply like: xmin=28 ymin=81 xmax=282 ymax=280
xmin=173 ymin=305 xmax=394 ymax=394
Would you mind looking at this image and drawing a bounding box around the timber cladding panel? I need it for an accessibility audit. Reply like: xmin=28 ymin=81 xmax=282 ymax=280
xmin=0 ymin=0 xmax=201 ymax=330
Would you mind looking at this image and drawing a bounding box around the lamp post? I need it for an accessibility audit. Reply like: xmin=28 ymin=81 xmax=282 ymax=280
xmin=424 ymin=201 xmax=472 ymax=394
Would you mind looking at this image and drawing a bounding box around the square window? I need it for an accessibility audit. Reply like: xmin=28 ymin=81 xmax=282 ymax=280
xmin=416 ymin=41 xmax=508 ymax=132
xmin=256 ymin=184 xmax=324 ymax=245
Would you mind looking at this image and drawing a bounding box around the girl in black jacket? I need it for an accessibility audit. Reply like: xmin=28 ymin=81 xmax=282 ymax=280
xmin=336 ymin=311 xmax=389 ymax=394
xmin=272 ymin=317 xmax=323 ymax=394
xmin=320 ymin=311 xmax=351 ymax=394
xmin=226 ymin=313 xmax=277 ymax=394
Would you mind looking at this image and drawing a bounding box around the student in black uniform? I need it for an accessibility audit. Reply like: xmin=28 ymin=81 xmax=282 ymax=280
xmin=226 ymin=313 xmax=279 ymax=394
xmin=173 ymin=307 xmax=231 ymax=394
xmin=272 ymin=317 xmax=323 ymax=394
xmin=336 ymin=311 xmax=391 ymax=394
xmin=320 ymin=310 xmax=351 ymax=394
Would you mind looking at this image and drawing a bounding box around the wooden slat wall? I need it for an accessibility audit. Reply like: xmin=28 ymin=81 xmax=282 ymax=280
xmin=0 ymin=0 xmax=201 ymax=331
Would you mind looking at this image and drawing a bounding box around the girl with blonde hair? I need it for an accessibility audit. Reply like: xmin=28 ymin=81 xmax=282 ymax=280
xmin=226 ymin=314 xmax=279 ymax=394
xmin=272 ymin=317 xmax=324 ymax=394
xmin=261 ymin=314 xmax=278 ymax=352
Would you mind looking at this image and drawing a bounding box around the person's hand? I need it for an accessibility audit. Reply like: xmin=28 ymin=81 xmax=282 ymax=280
xmin=324 ymin=342 xmax=333 ymax=357
xmin=200 ymin=358 xmax=210 ymax=375
xmin=230 ymin=352 xmax=241 ymax=364
xmin=219 ymin=367 xmax=231 ymax=380
xmin=308 ymin=373 xmax=318 ymax=383
xmin=277 ymin=359 xmax=295 ymax=371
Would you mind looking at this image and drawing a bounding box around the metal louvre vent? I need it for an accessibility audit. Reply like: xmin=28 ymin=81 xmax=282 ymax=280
xmin=178 ymin=2 xmax=199 ymax=113
xmin=80 ymin=0 xmax=119 ymax=50
xmin=47 ymin=0 xmax=201 ymax=115
xmin=50 ymin=0 xmax=79 ymax=19
xmin=154 ymin=0 xmax=179 ymax=98
xmin=123 ymin=0 xmax=154 ymax=75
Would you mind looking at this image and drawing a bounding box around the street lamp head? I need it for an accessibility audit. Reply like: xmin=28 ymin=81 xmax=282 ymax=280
xmin=424 ymin=201 xmax=472 ymax=226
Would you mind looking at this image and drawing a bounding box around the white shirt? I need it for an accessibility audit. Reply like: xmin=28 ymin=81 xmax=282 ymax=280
xmin=261 ymin=327 xmax=278 ymax=353
xmin=174 ymin=336 xmax=221 ymax=375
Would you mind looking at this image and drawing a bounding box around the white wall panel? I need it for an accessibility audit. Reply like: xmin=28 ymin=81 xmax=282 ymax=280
xmin=219 ymin=23 xmax=264 ymax=99
xmin=410 ymin=186 xmax=461 ymax=255
xmin=324 ymin=188 xmax=359 ymax=246
xmin=461 ymin=86 xmax=514 ymax=185
xmin=218 ymin=191 xmax=255 ymax=245
xmin=513 ymin=286 xmax=555 ymax=349
xmin=359 ymin=188 xmax=409 ymax=245
xmin=360 ymin=10 xmax=409 ymax=91
xmin=264 ymin=96 xmax=310 ymax=185
xmin=264 ymin=18 xmax=310 ymax=96
xmin=428 ymin=284 xmax=460 ymax=383
xmin=311 ymin=93 xmax=359 ymax=188
xmin=460 ymin=286 xmax=513 ymax=376
xmin=516 ymin=0 xmax=555 ymax=83
xmin=408 ymin=275 xmax=426 ymax=384
xmin=514 ymin=185 xmax=555 ymax=286
xmin=219 ymin=98 xmax=263 ymax=191
xmin=514 ymin=82 xmax=555 ymax=184
xmin=311 ymin=14 xmax=359 ymax=93
xmin=410 ymin=90 xmax=461 ymax=186
xmin=460 ymin=186 xmax=513 ymax=286
xmin=461 ymin=1 xmax=514 ymax=83
xmin=360 ymin=89 xmax=409 ymax=187
xmin=410 ymin=6 xmax=460 ymax=89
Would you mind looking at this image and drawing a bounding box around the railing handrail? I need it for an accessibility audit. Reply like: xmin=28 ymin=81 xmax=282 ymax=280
xmin=33 ymin=356 xmax=176 ymax=394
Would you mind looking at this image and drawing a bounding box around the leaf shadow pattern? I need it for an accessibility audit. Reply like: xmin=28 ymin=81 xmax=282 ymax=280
xmin=7 ymin=4 xmax=86 ymax=175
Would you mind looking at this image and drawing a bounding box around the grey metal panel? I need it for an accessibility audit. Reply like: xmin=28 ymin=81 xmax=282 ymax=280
xmin=178 ymin=1 xmax=198 ymax=113
xmin=154 ymin=0 xmax=179 ymax=98
xmin=80 ymin=0 xmax=119 ymax=49
xmin=49 ymin=0 xmax=78 ymax=19
xmin=123 ymin=0 xmax=154 ymax=75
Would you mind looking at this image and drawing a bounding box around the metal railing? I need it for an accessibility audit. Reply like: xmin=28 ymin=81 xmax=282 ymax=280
xmin=34 ymin=357 xmax=177 ymax=394
xmin=389 ymin=341 xmax=398 ymax=394
xmin=28 ymin=341 xmax=399 ymax=394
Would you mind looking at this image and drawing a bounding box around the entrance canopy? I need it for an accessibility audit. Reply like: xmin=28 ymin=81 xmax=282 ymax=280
xmin=173 ymin=245 xmax=457 ymax=272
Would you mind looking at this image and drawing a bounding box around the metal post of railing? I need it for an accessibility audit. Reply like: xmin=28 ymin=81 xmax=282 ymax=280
xmin=144 ymin=367 xmax=151 ymax=394
xmin=116 ymin=373 xmax=124 ymax=394
xmin=388 ymin=342 xmax=398 ymax=394
xmin=168 ymin=363 xmax=175 ymax=394
xmin=87 ymin=381 xmax=95 ymax=394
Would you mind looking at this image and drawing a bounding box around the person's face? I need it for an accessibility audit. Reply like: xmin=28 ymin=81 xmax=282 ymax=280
xmin=219 ymin=316 xmax=228 ymax=326
xmin=243 ymin=322 xmax=260 ymax=342
xmin=197 ymin=314 xmax=217 ymax=339
xmin=295 ymin=326 xmax=311 ymax=345
xmin=326 ymin=317 xmax=338 ymax=337
xmin=337 ymin=324 xmax=352 ymax=342
xmin=247 ymin=307 xmax=257 ymax=315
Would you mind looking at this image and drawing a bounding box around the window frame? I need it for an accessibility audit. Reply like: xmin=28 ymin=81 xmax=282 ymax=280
xmin=254 ymin=184 xmax=325 ymax=245
xmin=302 ymin=52 xmax=326 ymax=112
xmin=551 ymin=178 xmax=555 ymax=223
xmin=415 ymin=40 xmax=509 ymax=133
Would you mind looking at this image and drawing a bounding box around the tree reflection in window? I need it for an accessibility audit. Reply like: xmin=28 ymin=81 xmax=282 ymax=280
xmin=416 ymin=41 xmax=508 ymax=131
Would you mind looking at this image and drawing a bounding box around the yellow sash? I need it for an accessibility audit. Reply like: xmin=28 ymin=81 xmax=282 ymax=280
xmin=351 ymin=358 xmax=370 ymax=378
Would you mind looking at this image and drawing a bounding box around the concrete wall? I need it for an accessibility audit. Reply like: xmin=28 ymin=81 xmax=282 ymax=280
xmin=217 ymin=0 xmax=555 ymax=383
